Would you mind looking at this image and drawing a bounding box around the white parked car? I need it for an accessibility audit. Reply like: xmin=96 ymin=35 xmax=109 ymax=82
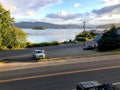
xmin=33 ymin=49 xmax=45 ymax=60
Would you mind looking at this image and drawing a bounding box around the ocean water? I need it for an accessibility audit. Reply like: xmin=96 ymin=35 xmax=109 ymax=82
xmin=22 ymin=29 xmax=83 ymax=43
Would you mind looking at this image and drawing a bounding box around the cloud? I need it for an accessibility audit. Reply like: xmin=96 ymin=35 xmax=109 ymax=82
xmin=0 ymin=0 xmax=63 ymax=16
xmin=74 ymin=3 xmax=81 ymax=7
xmin=88 ymin=14 xmax=120 ymax=25
xmin=103 ymin=0 xmax=120 ymax=6
xmin=46 ymin=11 xmax=90 ymax=20
xmin=92 ymin=3 xmax=120 ymax=16
xmin=87 ymin=1 xmax=120 ymax=25
xmin=1 ymin=0 xmax=120 ymax=25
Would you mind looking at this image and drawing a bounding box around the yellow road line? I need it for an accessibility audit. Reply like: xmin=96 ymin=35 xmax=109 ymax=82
xmin=0 ymin=65 xmax=120 ymax=83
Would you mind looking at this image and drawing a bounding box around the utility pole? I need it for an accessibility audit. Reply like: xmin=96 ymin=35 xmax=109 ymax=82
xmin=83 ymin=21 xmax=86 ymax=32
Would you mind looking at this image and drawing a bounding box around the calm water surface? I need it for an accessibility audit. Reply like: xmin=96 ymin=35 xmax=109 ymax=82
xmin=22 ymin=29 xmax=83 ymax=43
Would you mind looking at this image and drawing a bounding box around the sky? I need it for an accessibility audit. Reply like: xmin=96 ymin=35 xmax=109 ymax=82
xmin=1 ymin=0 xmax=120 ymax=25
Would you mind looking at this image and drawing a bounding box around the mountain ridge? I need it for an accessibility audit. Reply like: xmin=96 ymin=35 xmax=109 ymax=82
xmin=14 ymin=21 xmax=81 ymax=29
xmin=97 ymin=23 xmax=120 ymax=29
xmin=14 ymin=21 xmax=120 ymax=29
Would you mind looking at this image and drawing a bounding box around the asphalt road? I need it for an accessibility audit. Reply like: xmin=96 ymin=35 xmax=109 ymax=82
xmin=0 ymin=56 xmax=120 ymax=90
xmin=0 ymin=42 xmax=97 ymax=60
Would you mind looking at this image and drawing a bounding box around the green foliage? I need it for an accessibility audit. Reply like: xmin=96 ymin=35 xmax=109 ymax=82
xmin=51 ymin=41 xmax=59 ymax=45
xmin=89 ymin=32 xmax=97 ymax=38
xmin=0 ymin=4 xmax=27 ymax=49
xmin=27 ymin=41 xmax=60 ymax=48
xmin=75 ymin=31 xmax=93 ymax=42
xmin=0 ymin=46 xmax=8 ymax=50
xmin=10 ymin=26 xmax=27 ymax=48
xmin=26 ymin=42 xmax=33 ymax=47
xmin=98 ymin=26 xmax=120 ymax=51
xmin=29 ymin=42 xmax=50 ymax=47
xmin=30 ymin=43 xmax=40 ymax=47
xmin=39 ymin=42 xmax=50 ymax=46
xmin=102 ymin=26 xmax=117 ymax=38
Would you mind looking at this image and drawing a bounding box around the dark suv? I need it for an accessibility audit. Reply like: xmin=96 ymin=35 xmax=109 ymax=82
xmin=76 ymin=81 xmax=120 ymax=90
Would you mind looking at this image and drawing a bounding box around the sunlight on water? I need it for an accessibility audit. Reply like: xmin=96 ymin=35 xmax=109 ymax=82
xmin=22 ymin=29 xmax=83 ymax=43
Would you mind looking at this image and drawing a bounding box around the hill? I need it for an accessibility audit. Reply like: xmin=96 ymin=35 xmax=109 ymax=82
xmin=14 ymin=22 xmax=81 ymax=29
xmin=97 ymin=23 xmax=120 ymax=29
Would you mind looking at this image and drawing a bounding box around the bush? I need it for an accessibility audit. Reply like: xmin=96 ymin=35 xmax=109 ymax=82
xmin=0 ymin=46 xmax=8 ymax=50
xmin=98 ymin=38 xmax=120 ymax=51
xmin=26 ymin=42 xmax=33 ymax=47
xmin=40 ymin=42 xmax=50 ymax=46
xmin=26 ymin=41 xmax=60 ymax=48
xmin=98 ymin=26 xmax=120 ymax=51
xmin=51 ymin=41 xmax=59 ymax=45
xmin=75 ymin=31 xmax=94 ymax=42
xmin=32 ymin=42 xmax=50 ymax=47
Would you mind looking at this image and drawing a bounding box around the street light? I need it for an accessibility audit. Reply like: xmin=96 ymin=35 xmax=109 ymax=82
xmin=83 ymin=21 xmax=86 ymax=32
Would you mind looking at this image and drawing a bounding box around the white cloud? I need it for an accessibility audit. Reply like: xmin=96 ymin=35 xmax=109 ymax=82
xmin=103 ymin=0 xmax=120 ymax=6
xmin=0 ymin=0 xmax=63 ymax=16
xmin=74 ymin=3 xmax=81 ymax=7
xmin=89 ymin=1 xmax=120 ymax=25
xmin=1 ymin=0 xmax=120 ymax=25
xmin=27 ymin=10 xmax=36 ymax=16
xmin=46 ymin=11 xmax=84 ymax=20
xmin=0 ymin=0 xmax=16 ymax=12
xmin=89 ymin=14 xmax=120 ymax=25
xmin=43 ymin=17 xmax=81 ymax=25
xmin=58 ymin=11 xmax=68 ymax=17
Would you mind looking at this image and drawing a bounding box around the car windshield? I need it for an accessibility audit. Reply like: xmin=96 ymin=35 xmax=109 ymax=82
xmin=35 ymin=51 xmax=42 ymax=53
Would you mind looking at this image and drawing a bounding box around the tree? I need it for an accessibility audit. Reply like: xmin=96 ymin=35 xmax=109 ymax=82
xmin=75 ymin=31 xmax=93 ymax=42
xmin=0 ymin=4 xmax=12 ymax=49
xmin=98 ymin=26 xmax=120 ymax=51
xmin=0 ymin=4 xmax=27 ymax=49
xmin=8 ymin=26 xmax=27 ymax=48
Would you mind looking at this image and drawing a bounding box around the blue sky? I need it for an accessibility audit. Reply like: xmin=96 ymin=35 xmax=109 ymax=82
xmin=1 ymin=0 xmax=120 ymax=25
